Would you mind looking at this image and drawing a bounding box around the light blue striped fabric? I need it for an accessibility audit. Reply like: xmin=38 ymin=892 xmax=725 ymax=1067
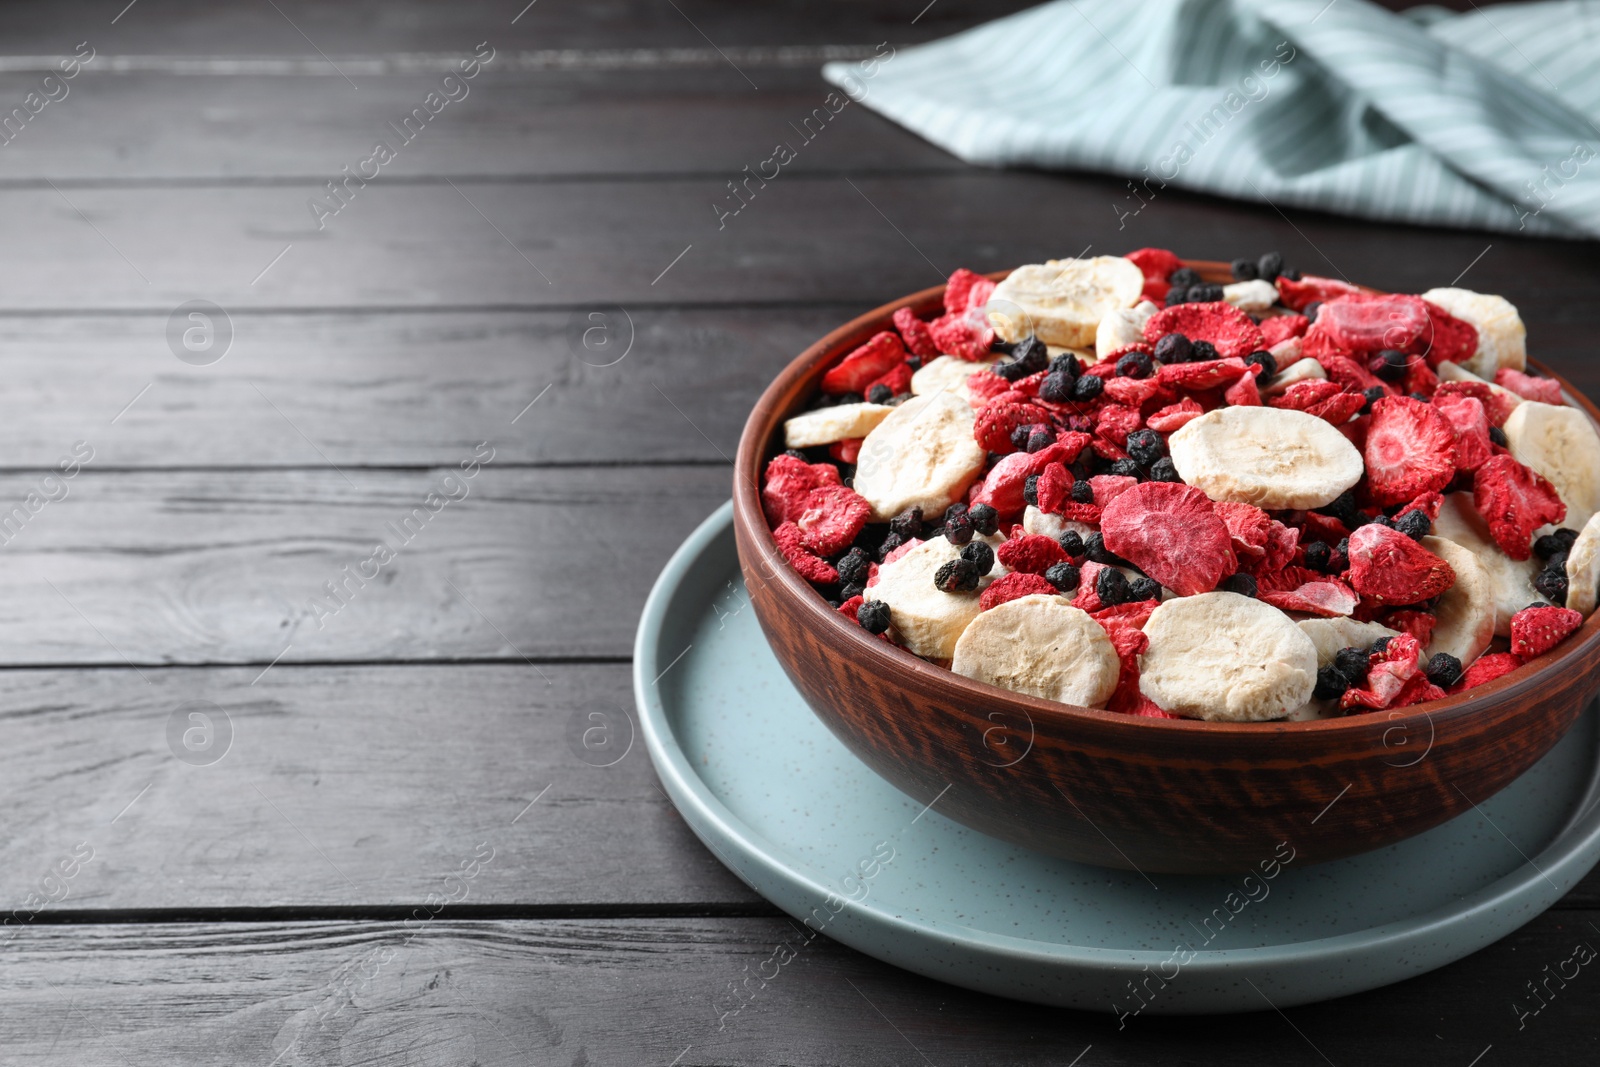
xmin=823 ymin=0 xmax=1600 ymax=239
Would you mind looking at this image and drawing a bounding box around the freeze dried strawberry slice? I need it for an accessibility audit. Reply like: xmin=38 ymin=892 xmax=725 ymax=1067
xmin=1095 ymin=404 xmax=1143 ymax=447
xmin=1146 ymin=398 xmax=1204 ymax=432
xmin=1276 ymin=274 xmax=1362 ymax=312
xmin=1224 ymin=370 xmax=1263 ymax=407
xmin=1142 ymin=302 xmax=1265 ymax=360
xmin=795 ymin=484 xmax=872 ymax=556
xmin=1318 ymin=294 xmax=1429 ymax=353
xmin=1318 ymin=353 xmax=1391 ymax=396
xmin=891 ymin=307 xmax=940 ymax=359
xmin=1257 ymin=565 xmax=1358 ymax=616
xmin=1306 ymin=391 xmax=1367 ymax=427
xmin=1399 ymin=490 xmax=1444 ymax=522
xmin=1125 ymin=247 xmax=1183 ymax=283
xmin=1340 ymin=632 xmax=1423 ymax=710
xmin=1268 ymin=379 xmax=1343 ymax=413
xmin=1431 ymin=393 xmax=1492 ymax=472
xmin=1450 ymin=652 xmax=1524 ymax=692
xmin=1092 ymin=597 xmax=1160 ymax=633
xmin=828 ymin=438 xmax=863 ymax=464
xmin=1260 ymin=314 xmax=1310 ymax=347
xmin=1494 ymin=368 xmax=1563 ymax=404
xmin=1510 ymin=605 xmax=1583 ymax=658
xmin=1035 ymin=464 xmax=1075 ymax=515
xmin=1363 ymin=397 xmax=1458 ymax=505
xmin=975 ymin=400 xmax=1050 ymax=454
xmin=1101 ymin=482 xmax=1235 ymax=595
xmin=970 ymin=442 xmax=1077 ymax=516
xmin=1382 ymin=609 xmax=1436 ymax=647
xmin=1434 ymin=380 xmax=1519 ymax=427
xmin=1216 ymin=502 xmax=1299 ymax=572
xmin=1157 ymin=357 xmax=1249 ymax=391
xmin=965 ymin=371 xmax=1012 ymax=406
xmin=865 ymin=362 xmax=913 ymax=399
xmin=997 ymin=533 xmax=1071 ymax=575
xmin=1071 ymin=561 xmax=1111 ymax=613
xmin=979 ymin=571 xmax=1057 ymax=611
xmin=761 ymin=454 xmax=843 ymax=525
xmin=1344 ymin=522 xmax=1456 ymax=605
xmin=1474 ymin=455 xmax=1566 ymax=560
xmin=772 ymin=521 xmax=838 ymax=584
xmin=836 ymin=595 xmax=864 ymax=622
xmin=1088 ymin=474 xmax=1139 ymax=507
xmin=1415 ymin=301 xmax=1479 ymax=368
xmin=944 ymin=268 xmax=995 ymax=316
xmin=1392 ymin=675 xmax=1447 ymax=708
xmin=1400 ymin=356 xmax=1438 ymax=399
xmin=928 ymin=312 xmax=993 ymax=361
xmin=1104 ymin=375 xmax=1164 ymax=408
xmin=1300 ymin=510 xmax=1350 ymax=546
xmin=821 ymin=331 xmax=905 ymax=395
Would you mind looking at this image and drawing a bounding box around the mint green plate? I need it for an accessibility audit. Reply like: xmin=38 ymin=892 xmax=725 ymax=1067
xmin=635 ymin=502 xmax=1600 ymax=1013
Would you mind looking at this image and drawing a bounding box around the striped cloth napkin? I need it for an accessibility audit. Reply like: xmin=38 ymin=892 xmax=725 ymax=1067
xmin=824 ymin=0 xmax=1600 ymax=239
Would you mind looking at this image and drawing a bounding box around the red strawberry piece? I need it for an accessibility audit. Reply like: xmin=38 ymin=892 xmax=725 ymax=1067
xmin=1473 ymin=454 xmax=1566 ymax=560
xmin=1339 ymin=412 xmax=1371 ymax=451
xmin=1306 ymin=390 xmax=1367 ymax=426
xmin=1399 ymin=490 xmax=1445 ymax=522
xmin=1382 ymin=608 xmax=1436 ymax=647
xmin=1431 ymin=393 xmax=1492 ymax=473
xmin=1035 ymin=463 xmax=1073 ymax=514
xmin=1299 ymin=510 xmax=1351 ymax=546
xmin=1340 ymin=633 xmax=1424 ymax=711
xmin=836 ymin=595 xmax=864 ymax=622
xmin=1275 ymin=274 xmax=1363 ymax=312
xmin=1318 ymin=294 xmax=1430 ymax=353
xmin=978 ymin=571 xmax=1058 ymax=611
xmin=1494 ymin=368 xmax=1563 ymax=404
xmin=1259 ymin=577 xmax=1359 ymax=617
xmin=1363 ymin=396 xmax=1458 ymax=505
xmin=1099 ymin=614 xmax=1151 ymax=663
xmin=1088 ymin=474 xmax=1140 ymax=507
xmin=944 ymin=268 xmax=995 ymax=316
xmin=1318 ymin=353 xmax=1392 ymax=396
xmin=1216 ymin=502 xmax=1300 ymax=572
xmin=965 ymin=370 xmax=1012 ymax=406
xmin=865 ymin=361 xmax=913 ymax=399
xmin=1344 ymin=522 xmax=1456 ymax=605
xmin=1146 ymin=398 xmax=1205 ymax=432
xmin=975 ymin=400 xmax=1050 ymax=454
xmin=1414 ymin=301 xmax=1479 ymax=368
xmin=1057 ymin=500 xmax=1105 ymax=523
xmin=1092 ymin=597 xmax=1160 ymax=632
xmin=1007 ymin=370 xmax=1051 ymax=399
xmin=1095 ymin=404 xmax=1143 ymax=447
xmin=1054 ymin=430 xmax=1095 ymax=462
xmin=1141 ymin=279 xmax=1172 ymax=304
xmin=1142 ymin=302 xmax=1265 ymax=360
xmin=828 ymin=437 xmax=863 ymax=464
xmin=892 ymin=307 xmax=940 ymax=359
xmin=1081 ymin=359 xmax=1123 ymax=380
xmin=882 ymin=537 xmax=923 ymax=566
xmin=1260 ymin=313 xmax=1310 ymax=347
xmin=1125 ymin=247 xmax=1183 ymax=283
xmin=1157 ymin=357 xmax=1250 ymax=391
xmin=772 ymin=521 xmax=839 ymax=584
xmin=1122 ymin=696 xmax=1182 ymax=718
xmin=863 ymin=560 xmax=881 ymax=588
xmin=795 ymin=484 xmax=872 ymax=556
xmin=1392 ymin=675 xmax=1447 ymax=708
xmin=821 ymin=331 xmax=906 ymax=395
xmin=1071 ymin=561 xmax=1111 ymax=613
xmin=1510 ymin=604 xmax=1584 ymax=658
xmin=1269 ymin=379 xmax=1344 ymax=412
xmin=1401 ymin=355 xmax=1439 ymax=399
xmin=761 ymin=454 xmax=842 ymax=525
xmin=997 ymin=533 xmax=1071 ymax=574
xmin=1101 ymin=481 xmax=1236 ymax=595
xmin=928 ymin=312 xmax=993 ymax=361
xmin=1434 ymin=380 xmax=1519 ymax=427
xmin=970 ymin=442 xmax=1077 ymax=516
xmin=1104 ymin=375 xmax=1164 ymax=408
xmin=1450 ymin=651 xmax=1524 ymax=693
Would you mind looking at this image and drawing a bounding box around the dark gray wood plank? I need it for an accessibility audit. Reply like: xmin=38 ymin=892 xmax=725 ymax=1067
xmin=0 ymin=307 xmax=841 ymax=468
xmin=2 ymin=912 xmax=1596 ymax=1065
xmin=0 ymin=663 xmax=760 ymax=910
xmin=0 ymin=466 xmax=727 ymax=664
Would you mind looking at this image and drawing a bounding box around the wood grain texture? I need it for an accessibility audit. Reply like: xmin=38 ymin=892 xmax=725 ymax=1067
xmin=2 ymin=912 xmax=1597 ymax=1065
xmin=0 ymin=663 xmax=759 ymax=910
xmin=0 ymin=466 xmax=727 ymax=664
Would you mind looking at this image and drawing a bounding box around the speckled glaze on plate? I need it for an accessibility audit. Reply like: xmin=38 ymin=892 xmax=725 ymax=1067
xmin=635 ymin=502 xmax=1600 ymax=1013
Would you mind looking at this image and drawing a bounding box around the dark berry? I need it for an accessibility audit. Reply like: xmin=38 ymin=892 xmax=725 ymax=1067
xmin=1246 ymin=350 xmax=1277 ymax=378
xmin=1116 ymin=350 xmax=1154 ymax=379
xmin=857 ymin=599 xmax=891 ymax=634
xmin=1066 ymin=414 xmax=1096 ymax=435
xmin=1396 ymin=510 xmax=1431 ymax=541
xmin=1372 ymin=349 xmax=1408 ymax=383
xmin=866 ymin=383 xmax=894 ymax=403
xmin=836 ymin=548 xmax=871 ymax=586
xmin=1039 ymin=372 xmax=1074 ymax=403
xmin=1058 ymin=530 xmax=1085 ymax=558
xmin=1331 ymin=538 xmax=1350 ymax=571
xmin=1086 ymin=532 xmax=1122 ymax=565
xmin=994 ymin=357 xmax=1031 ymax=383
xmin=906 ymin=356 xmax=923 ymax=372
xmin=1070 ymin=479 xmax=1095 ymax=503
xmin=839 ymin=582 xmax=865 ymax=600
xmin=1527 ymin=600 xmax=1552 ymax=610
xmin=1231 ymin=257 xmax=1259 ymax=281
xmin=1010 ymin=425 xmax=1033 ymax=450
xmin=1303 ymin=300 xmax=1323 ymax=322
xmin=1013 ymin=336 xmax=1049 ymax=375
xmin=1190 ymin=339 xmax=1219 ymax=362
xmin=1257 ymin=251 xmax=1283 ymax=282
xmin=1313 ymin=666 xmax=1351 ymax=700
xmin=990 ymin=337 xmax=1017 ymax=356
xmin=1221 ymin=572 xmax=1258 ymax=598
xmin=1334 ymin=646 xmax=1371 ymax=685
xmin=1534 ymin=566 xmax=1569 ymax=605
xmin=1192 ymin=283 xmax=1225 ymax=303
xmin=1282 ymin=267 xmax=1302 ymax=281
xmin=1126 ymin=429 xmax=1165 ymax=466
xmin=1044 ymin=561 xmax=1080 ymax=592
xmin=1153 ymin=333 xmax=1192 ymax=364
xmin=876 ymin=532 xmax=903 ymax=562
xmin=960 ymin=540 xmax=995 ymax=572
xmin=1071 ymin=374 xmax=1104 ymax=401
xmin=1096 ymin=566 xmax=1130 ymax=606
xmin=933 ymin=557 xmax=982 ymax=594
xmin=1069 ymin=459 xmax=1094 ymax=481
xmin=1534 ymin=529 xmax=1579 ymax=558
xmin=1110 ymin=458 xmax=1143 ymax=478
xmin=944 ymin=511 xmax=974 ymax=545
xmin=1026 ymin=429 xmax=1053 ymax=453
xmin=1128 ymin=576 xmax=1161 ymax=602
xmin=1304 ymin=541 xmax=1331 ymax=572
xmin=1370 ymin=636 xmax=1392 ymax=655
xmin=1148 ymin=457 xmax=1181 ymax=482
xmin=1424 ymin=652 xmax=1463 ymax=689
xmin=1048 ymin=352 xmax=1082 ymax=378
xmin=968 ymin=503 xmax=999 ymax=536
xmin=889 ymin=506 xmax=924 ymax=541
xmin=1023 ymin=474 xmax=1041 ymax=506
xmin=1408 ymin=392 xmax=1429 ymax=403
xmin=1170 ymin=267 xmax=1201 ymax=288
xmin=1371 ymin=514 xmax=1396 ymax=529
xmin=1316 ymin=490 xmax=1359 ymax=525
xmin=1164 ymin=286 xmax=1190 ymax=308
xmin=1488 ymin=425 xmax=1508 ymax=448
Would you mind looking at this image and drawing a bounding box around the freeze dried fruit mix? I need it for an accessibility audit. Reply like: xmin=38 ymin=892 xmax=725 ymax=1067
xmin=761 ymin=252 xmax=1599 ymax=722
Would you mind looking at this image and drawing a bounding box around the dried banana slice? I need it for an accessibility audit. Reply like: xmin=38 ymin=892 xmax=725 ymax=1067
xmin=864 ymin=534 xmax=1003 ymax=660
xmin=1139 ymin=592 xmax=1318 ymax=722
xmin=951 ymin=594 xmax=1120 ymax=707
xmin=1167 ymin=406 xmax=1364 ymax=510
xmin=784 ymin=402 xmax=894 ymax=449
xmin=910 ymin=354 xmax=997 ymax=402
xmin=853 ymin=391 xmax=987 ymax=522
xmin=1501 ymin=400 xmax=1600 ymax=533
xmin=987 ymin=256 xmax=1144 ymax=349
xmin=1261 ymin=356 xmax=1327 ymax=397
xmin=1422 ymin=535 xmax=1496 ymax=667
xmin=1566 ymin=511 xmax=1600 ymax=615
xmin=1094 ymin=299 xmax=1158 ymax=360
xmin=1297 ymin=617 xmax=1400 ymax=668
xmin=1421 ymin=287 xmax=1527 ymax=377
xmin=1433 ymin=493 xmax=1542 ymax=636
xmin=1223 ymin=279 xmax=1278 ymax=312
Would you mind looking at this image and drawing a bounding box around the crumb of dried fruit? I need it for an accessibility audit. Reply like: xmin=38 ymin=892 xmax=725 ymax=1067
xmin=1473 ymin=454 xmax=1566 ymax=560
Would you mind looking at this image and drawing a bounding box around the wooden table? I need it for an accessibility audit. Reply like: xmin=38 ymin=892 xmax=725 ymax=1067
xmin=1 ymin=1 xmax=1595 ymax=1062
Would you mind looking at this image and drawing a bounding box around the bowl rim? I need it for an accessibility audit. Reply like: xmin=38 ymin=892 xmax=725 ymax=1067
xmin=732 ymin=261 xmax=1600 ymax=734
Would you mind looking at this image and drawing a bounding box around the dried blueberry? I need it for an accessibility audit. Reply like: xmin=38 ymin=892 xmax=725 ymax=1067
xmin=1424 ymin=652 xmax=1463 ymax=689
xmin=1023 ymin=474 xmax=1042 ymax=506
xmin=1048 ymin=351 xmax=1083 ymax=379
xmin=1316 ymin=490 xmax=1359 ymax=525
xmin=1534 ymin=566 xmax=1570 ymax=605
xmin=1334 ymin=646 xmax=1371 ymax=685
xmin=1096 ymin=566 xmax=1130 ymax=606
xmin=1534 ymin=529 xmax=1579 ymax=558
xmin=1396 ymin=509 xmax=1431 ymax=541
xmin=1070 ymin=480 xmax=1095 ymax=503
xmin=1126 ymin=429 xmax=1165 ymax=466
xmin=1058 ymin=530 xmax=1085 ymax=558
xmin=1257 ymin=251 xmax=1283 ymax=282
xmin=1116 ymin=350 xmax=1154 ymax=379
xmin=1044 ymin=561 xmax=1080 ymax=592
xmin=1085 ymin=532 xmax=1122 ymax=565
xmin=1110 ymin=458 xmax=1143 ymax=478
xmin=1245 ymin=350 xmax=1277 ymax=378
xmin=1026 ymin=429 xmax=1053 ymax=453
xmin=889 ymin=506 xmax=924 ymax=541
xmin=1372 ymin=349 xmax=1408 ymax=383
xmin=1282 ymin=267 xmax=1302 ymax=281
xmin=1013 ymin=336 xmax=1049 ymax=375
xmin=1370 ymin=636 xmax=1392 ymax=655
xmin=866 ymin=383 xmax=893 ymax=404
xmin=944 ymin=510 xmax=974 ymax=545
xmin=933 ymin=558 xmax=981 ymax=594
xmin=1190 ymin=339 xmax=1219 ymax=362
xmin=960 ymin=540 xmax=994 ymax=572
xmin=1488 ymin=425 xmax=1508 ymax=448
xmin=1304 ymin=541 xmax=1331 ymax=572
xmin=876 ymin=532 xmax=903 ymax=562
xmin=1039 ymin=371 xmax=1074 ymax=403
xmin=857 ymin=599 xmax=891 ymax=634
xmin=1313 ymin=666 xmax=1351 ymax=700
xmin=968 ymin=503 xmax=1000 ymax=536
xmin=836 ymin=547 xmax=872 ymax=586
xmin=1191 ymin=283 xmax=1225 ymax=303
xmin=1148 ymin=457 xmax=1181 ymax=482
xmin=1165 ymin=287 xmax=1190 ymax=308
xmin=1128 ymin=576 xmax=1161 ymax=601
xmin=1010 ymin=425 xmax=1033 ymax=451
xmin=1153 ymin=333 xmax=1192 ymax=364
xmin=1170 ymin=267 xmax=1202 ymax=289
xmin=994 ymin=357 xmax=1030 ymax=383
xmin=1231 ymin=257 xmax=1259 ymax=281
xmin=1221 ymin=572 xmax=1258 ymax=598
xmin=1071 ymin=374 xmax=1105 ymax=401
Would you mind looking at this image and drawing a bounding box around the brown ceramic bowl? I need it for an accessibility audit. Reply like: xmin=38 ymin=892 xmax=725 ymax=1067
xmin=732 ymin=261 xmax=1600 ymax=874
